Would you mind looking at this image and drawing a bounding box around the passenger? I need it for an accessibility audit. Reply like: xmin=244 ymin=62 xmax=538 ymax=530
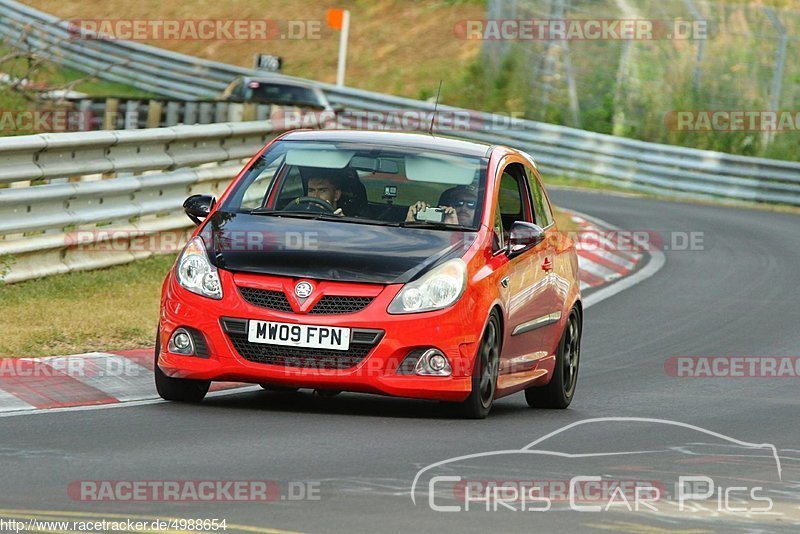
xmin=405 ymin=185 xmax=478 ymax=225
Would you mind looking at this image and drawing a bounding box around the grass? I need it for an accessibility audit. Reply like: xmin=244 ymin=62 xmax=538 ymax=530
xmin=23 ymin=0 xmax=485 ymax=101
xmin=0 ymin=204 xmax=577 ymax=358
xmin=0 ymin=254 xmax=175 ymax=358
xmin=0 ymin=46 xmax=154 ymax=98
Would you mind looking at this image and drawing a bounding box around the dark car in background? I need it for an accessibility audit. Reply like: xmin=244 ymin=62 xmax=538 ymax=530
xmin=219 ymin=77 xmax=335 ymax=112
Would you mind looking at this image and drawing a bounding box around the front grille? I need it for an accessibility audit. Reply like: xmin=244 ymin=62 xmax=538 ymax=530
xmin=220 ymin=318 xmax=383 ymax=370
xmin=309 ymin=296 xmax=374 ymax=314
xmin=238 ymin=287 xmax=293 ymax=312
xmin=237 ymin=286 xmax=374 ymax=315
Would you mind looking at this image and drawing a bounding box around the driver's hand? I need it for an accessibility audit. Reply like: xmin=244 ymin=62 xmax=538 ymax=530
xmin=334 ymin=208 xmax=344 ymax=217
xmin=439 ymin=206 xmax=459 ymax=225
xmin=406 ymin=201 xmax=428 ymax=222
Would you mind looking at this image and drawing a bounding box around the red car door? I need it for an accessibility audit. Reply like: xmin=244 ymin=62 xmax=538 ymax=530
xmin=492 ymin=162 xmax=562 ymax=387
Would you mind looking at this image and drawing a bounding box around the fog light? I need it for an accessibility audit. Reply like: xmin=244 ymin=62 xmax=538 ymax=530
xmin=428 ymin=353 xmax=448 ymax=372
xmin=397 ymin=348 xmax=452 ymax=376
xmin=168 ymin=328 xmax=195 ymax=356
xmin=416 ymin=349 xmax=451 ymax=376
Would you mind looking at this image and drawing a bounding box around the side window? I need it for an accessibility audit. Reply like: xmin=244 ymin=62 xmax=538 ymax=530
xmin=276 ymin=167 xmax=304 ymax=209
xmin=222 ymin=79 xmax=245 ymax=100
xmin=231 ymin=80 xmax=246 ymax=99
xmin=239 ymin=156 xmax=283 ymax=210
xmin=525 ymin=166 xmax=554 ymax=227
xmin=493 ymin=165 xmax=531 ymax=252
xmin=498 ymin=172 xmax=522 ymax=219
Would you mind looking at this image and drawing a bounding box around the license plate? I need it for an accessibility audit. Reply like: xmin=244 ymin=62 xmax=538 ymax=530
xmin=247 ymin=320 xmax=350 ymax=351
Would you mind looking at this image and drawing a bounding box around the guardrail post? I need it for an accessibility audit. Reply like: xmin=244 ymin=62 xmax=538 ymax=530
xmin=147 ymin=100 xmax=163 ymax=128
xmin=256 ymin=104 xmax=270 ymax=121
xmin=77 ymin=99 xmax=93 ymax=131
xmin=184 ymin=102 xmax=198 ymax=124
xmin=214 ymin=102 xmax=228 ymax=123
xmin=199 ymin=102 xmax=213 ymax=124
xmin=103 ymin=98 xmax=119 ymax=130
xmin=242 ymin=103 xmax=256 ymax=122
xmin=227 ymin=103 xmax=244 ymax=122
xmin=124 ymin=101 xmax=140 ymax=129
xmin=165 ymin=101 xmax=181 ymax=126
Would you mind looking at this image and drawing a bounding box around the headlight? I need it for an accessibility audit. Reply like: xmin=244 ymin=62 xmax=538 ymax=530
xmin=388 ymin=258 xmax=466 ymax=314
xmin=176 ymin=236 xmax=222 ymax=300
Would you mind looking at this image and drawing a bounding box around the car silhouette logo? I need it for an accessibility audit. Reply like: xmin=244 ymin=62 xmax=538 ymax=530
xmin=295 ymin=281 xmax=314 ymax=299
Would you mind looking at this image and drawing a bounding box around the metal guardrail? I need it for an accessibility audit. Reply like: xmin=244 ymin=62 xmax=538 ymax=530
xmin=2 ymin=0 xmax=799 ymax=205
xmin=1 ymin=0 xmax=799 ymax=283
xmin=0 ymin=121 xmax=283 ymax=283
xmin=65 ymin=97 xmax=277 ymax=130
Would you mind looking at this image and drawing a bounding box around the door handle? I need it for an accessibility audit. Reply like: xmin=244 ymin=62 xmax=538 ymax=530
xmin=541 ymin=258 xmax=553 ymax=272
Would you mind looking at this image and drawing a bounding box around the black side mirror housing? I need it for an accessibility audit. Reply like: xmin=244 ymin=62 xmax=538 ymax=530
xmin=183 ymin=194 xmax=216 ymax=225
xmin=506 ymin=221 xmax=546 ymax=258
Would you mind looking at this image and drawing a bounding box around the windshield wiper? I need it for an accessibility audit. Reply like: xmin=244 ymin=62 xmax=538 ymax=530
xmin=400 ymin=221 xmax=472 ymax=231
xmin=250 ymin=209 xmax=399 ymax=226
xmin=249 ymin=209 xmax=323 ymax=220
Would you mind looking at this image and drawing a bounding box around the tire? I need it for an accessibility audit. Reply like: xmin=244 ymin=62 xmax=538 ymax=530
xmin=154 ymin=335 xmax=210 ymax=403
xmin=453 ymin=311 xmax=501 ymax=419
xmin=525 ymin=308 xmax=581 ymax=409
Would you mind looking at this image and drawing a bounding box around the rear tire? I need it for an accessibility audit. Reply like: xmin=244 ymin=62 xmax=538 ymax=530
xmin=453 ymin=311 xmax=501 ymax=419
xmin=154 ymin=335 xmax=210 ymax=403
xmin=525 ymin=308 xmax=581 ymax=409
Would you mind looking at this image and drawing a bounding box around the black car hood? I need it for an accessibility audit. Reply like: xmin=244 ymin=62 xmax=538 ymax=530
xmin=202 ymin=211 xmax=477 ymax=284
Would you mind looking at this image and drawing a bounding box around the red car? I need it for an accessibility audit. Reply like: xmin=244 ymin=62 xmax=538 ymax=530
xmin=155 ymin=130 xmax=582 ymax=418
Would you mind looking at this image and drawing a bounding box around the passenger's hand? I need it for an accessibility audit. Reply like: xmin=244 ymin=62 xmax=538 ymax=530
xmin=334 ymin=208 xmax=344 ymax=217
xmin=440 ymin=206 xmax=459 ymax=225
xmin=406 ymin=201 xmax=428 ymax=222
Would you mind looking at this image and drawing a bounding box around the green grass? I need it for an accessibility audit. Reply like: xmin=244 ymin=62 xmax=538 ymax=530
xmin=0 ymin=45 xmax=155 ymax=134
xmin=0 ymin=254 xmax=175 ymax=358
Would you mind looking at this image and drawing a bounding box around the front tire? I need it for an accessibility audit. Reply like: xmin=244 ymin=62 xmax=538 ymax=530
xmin=525 ymin=308 xmax=581 ymax=409
xmin=454 ymin=312 xmax=501 ymax=419
xmin=154 ymin=335 xmax=210 ymax=403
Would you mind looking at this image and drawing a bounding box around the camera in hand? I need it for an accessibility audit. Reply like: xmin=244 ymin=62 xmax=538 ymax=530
xmin=415 ymin=206 xmax=445 ymax=223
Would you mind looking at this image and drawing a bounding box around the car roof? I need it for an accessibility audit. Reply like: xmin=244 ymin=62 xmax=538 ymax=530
xmin=241 ymin=77 xmax=318 ymax=90
xmin=279 ymin=130 xmax=495 ymax=158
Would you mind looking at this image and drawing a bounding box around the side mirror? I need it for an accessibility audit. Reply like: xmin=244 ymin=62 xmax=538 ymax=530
xmin=183 ymin=194 xmax=216 ymax=225
xmin=506 ymin=221 xmax=545 ymax=258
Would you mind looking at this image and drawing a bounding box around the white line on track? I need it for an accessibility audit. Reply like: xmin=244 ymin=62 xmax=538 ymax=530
xmin=571 ymin=210 xmax=666 ymax=310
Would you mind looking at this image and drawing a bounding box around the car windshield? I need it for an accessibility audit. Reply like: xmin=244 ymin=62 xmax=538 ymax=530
xmin=248 ymin=82 xmax=324 ymax=108
xmin=221 ymin=140 xmax=488 ymax=230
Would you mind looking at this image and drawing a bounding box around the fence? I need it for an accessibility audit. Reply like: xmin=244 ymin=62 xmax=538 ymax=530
xmin=483 ymin=0 xmax=799 ymax=154
xmin=0 ymin=0 xmax=799 ymax=283
xmin=0 ymin=121 xmax=283 ymax=283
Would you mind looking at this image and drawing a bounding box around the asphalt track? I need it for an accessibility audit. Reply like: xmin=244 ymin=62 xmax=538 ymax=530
xmin=1 ymin=189 xmax=799 ymax=533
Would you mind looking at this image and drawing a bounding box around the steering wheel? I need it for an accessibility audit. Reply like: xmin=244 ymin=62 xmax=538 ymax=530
xmin=282 ymin=196 xmax=337 ymax=214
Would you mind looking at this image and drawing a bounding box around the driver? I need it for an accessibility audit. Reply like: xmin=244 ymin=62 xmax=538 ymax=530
xmin=405 ymin=185 xmax=478 ymax=226
xmin=307 ymin=176 xmax=344 ymax=216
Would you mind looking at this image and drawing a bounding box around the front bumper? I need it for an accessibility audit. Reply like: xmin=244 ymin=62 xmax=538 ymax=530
xmin=158 ymin=269 xmax=480 ymax=402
